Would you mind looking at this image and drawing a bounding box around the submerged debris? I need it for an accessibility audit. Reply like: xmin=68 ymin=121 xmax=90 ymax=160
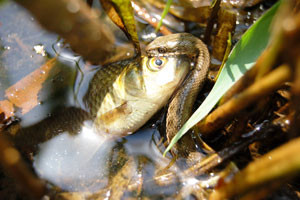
xmin=1 ymin=0 xmax=300 ymax=199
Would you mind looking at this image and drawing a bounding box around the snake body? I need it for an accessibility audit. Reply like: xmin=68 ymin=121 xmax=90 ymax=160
xmin=146 ymin=33 xmax=210 ymax=156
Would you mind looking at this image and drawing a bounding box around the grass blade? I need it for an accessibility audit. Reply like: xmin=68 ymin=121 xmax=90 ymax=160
xmin=155 ymin=0 xmax=173 ymax=32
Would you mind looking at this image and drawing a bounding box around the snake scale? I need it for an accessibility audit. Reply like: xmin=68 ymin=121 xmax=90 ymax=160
xmin=146 ymin=33 xmax=210 ymax=156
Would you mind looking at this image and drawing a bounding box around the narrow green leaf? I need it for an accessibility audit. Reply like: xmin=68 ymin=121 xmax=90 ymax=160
xmin=164 ymin=1 xmax=281 ymax=156
xmin=155 ymin=0 xmax=173 ymax=32
xmin=215 ymin=32 xmax=232 ymax=81
xmin=210 ymin=0 xmax=218 ymax=8
xmin=110 ymin=0 xmax=141 ymax=54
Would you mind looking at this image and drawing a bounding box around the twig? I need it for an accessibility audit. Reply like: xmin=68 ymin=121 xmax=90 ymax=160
xmin=184 ymin=121 xmax=280 ymax=176
xmin=0 ymin=132 xmax=46 ymax=199
xmin=14 ymin=0 xmax=117 ymax=64
xmin=214 ymin=32 xmax=232 ymax=81
xmin=197 ymin=64 xmax=292 ymax=135
xmin=209 ymin=137 xmax=300 ymax=200
xmin=212 ymin=10 xmax=236 ymax=62
xmin=283 ymin=11 xmax=300 ymax=138
xmin=204 ymin=0 xmax=221 ymax=44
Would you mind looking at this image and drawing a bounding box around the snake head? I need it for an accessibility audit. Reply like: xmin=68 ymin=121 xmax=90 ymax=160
xmin=145 ymin=33 xmax=200 ymax=58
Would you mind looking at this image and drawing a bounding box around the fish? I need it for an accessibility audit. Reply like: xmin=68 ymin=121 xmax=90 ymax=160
xmin=85 ymin=51 xmax=192 ymax=136
xmin=11 ymin=34 xmax=202 ymax=148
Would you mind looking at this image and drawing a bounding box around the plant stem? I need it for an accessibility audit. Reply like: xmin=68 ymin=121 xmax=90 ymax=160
xmin=209 ymin=137 xmax=300 ymax=200
xmin=197 ymin=64 xmax=292 ymax=135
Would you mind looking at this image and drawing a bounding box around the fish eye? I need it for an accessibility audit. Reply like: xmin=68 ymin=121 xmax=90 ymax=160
xmin=155 ymin=59 xmax=163 ymax=66
xmin=147 ymin=57 xmax=168 ymax=72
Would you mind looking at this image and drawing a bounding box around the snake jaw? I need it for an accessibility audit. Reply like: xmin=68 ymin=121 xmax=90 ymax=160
xmin=145 ymin=33 xmax=204 ymax=61
xmin=147 ymin=52 xmax=183 ymax=58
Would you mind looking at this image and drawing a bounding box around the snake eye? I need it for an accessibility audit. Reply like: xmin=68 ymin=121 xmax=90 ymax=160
xmin=147 ymin=57 xmax=168 ymax=71
xmin=158 ymin=47 xmax=167 ymax=54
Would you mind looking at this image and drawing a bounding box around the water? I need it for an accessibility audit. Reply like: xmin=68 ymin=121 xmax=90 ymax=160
xmin=0 ymin=1 xmax=258 ymax=198
xmin=34 ymin=125 xmax=166 ymax=192
xmin=0 ymin=2 xmax=185 ymax=197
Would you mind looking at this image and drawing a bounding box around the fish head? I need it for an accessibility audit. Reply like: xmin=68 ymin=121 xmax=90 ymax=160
xmin=141 ymin=54 xmax=191 ymax=100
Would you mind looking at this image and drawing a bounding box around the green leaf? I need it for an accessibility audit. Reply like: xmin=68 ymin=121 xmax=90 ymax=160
xmin=164 ymin=1 xmax=281 ymax=156
xmin=155 ymin=0 xmax=173 ymax=32
xmin=106 ymin=0 xmax=141 ymax=54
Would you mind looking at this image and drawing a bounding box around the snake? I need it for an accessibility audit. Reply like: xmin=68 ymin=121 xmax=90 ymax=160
xmin=146 ymin=33 xmax=210 ymax=156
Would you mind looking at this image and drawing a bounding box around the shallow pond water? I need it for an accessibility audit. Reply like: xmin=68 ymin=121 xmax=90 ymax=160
xmin=0 ymin=2 xmax=197 ymax=197
xmin=0 ymin=0 xmax=277 ymax=199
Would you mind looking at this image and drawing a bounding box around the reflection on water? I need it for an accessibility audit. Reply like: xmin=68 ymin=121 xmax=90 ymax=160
xmin=33 ymin=124 xmax=165 ymax=192
xmin=0 ymin=2 xmax=59 ymax=88
xmin=34 ymin=122 xmax=114 ymax=192
xmin=0 ymin=1 xmax=224 ymax=199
